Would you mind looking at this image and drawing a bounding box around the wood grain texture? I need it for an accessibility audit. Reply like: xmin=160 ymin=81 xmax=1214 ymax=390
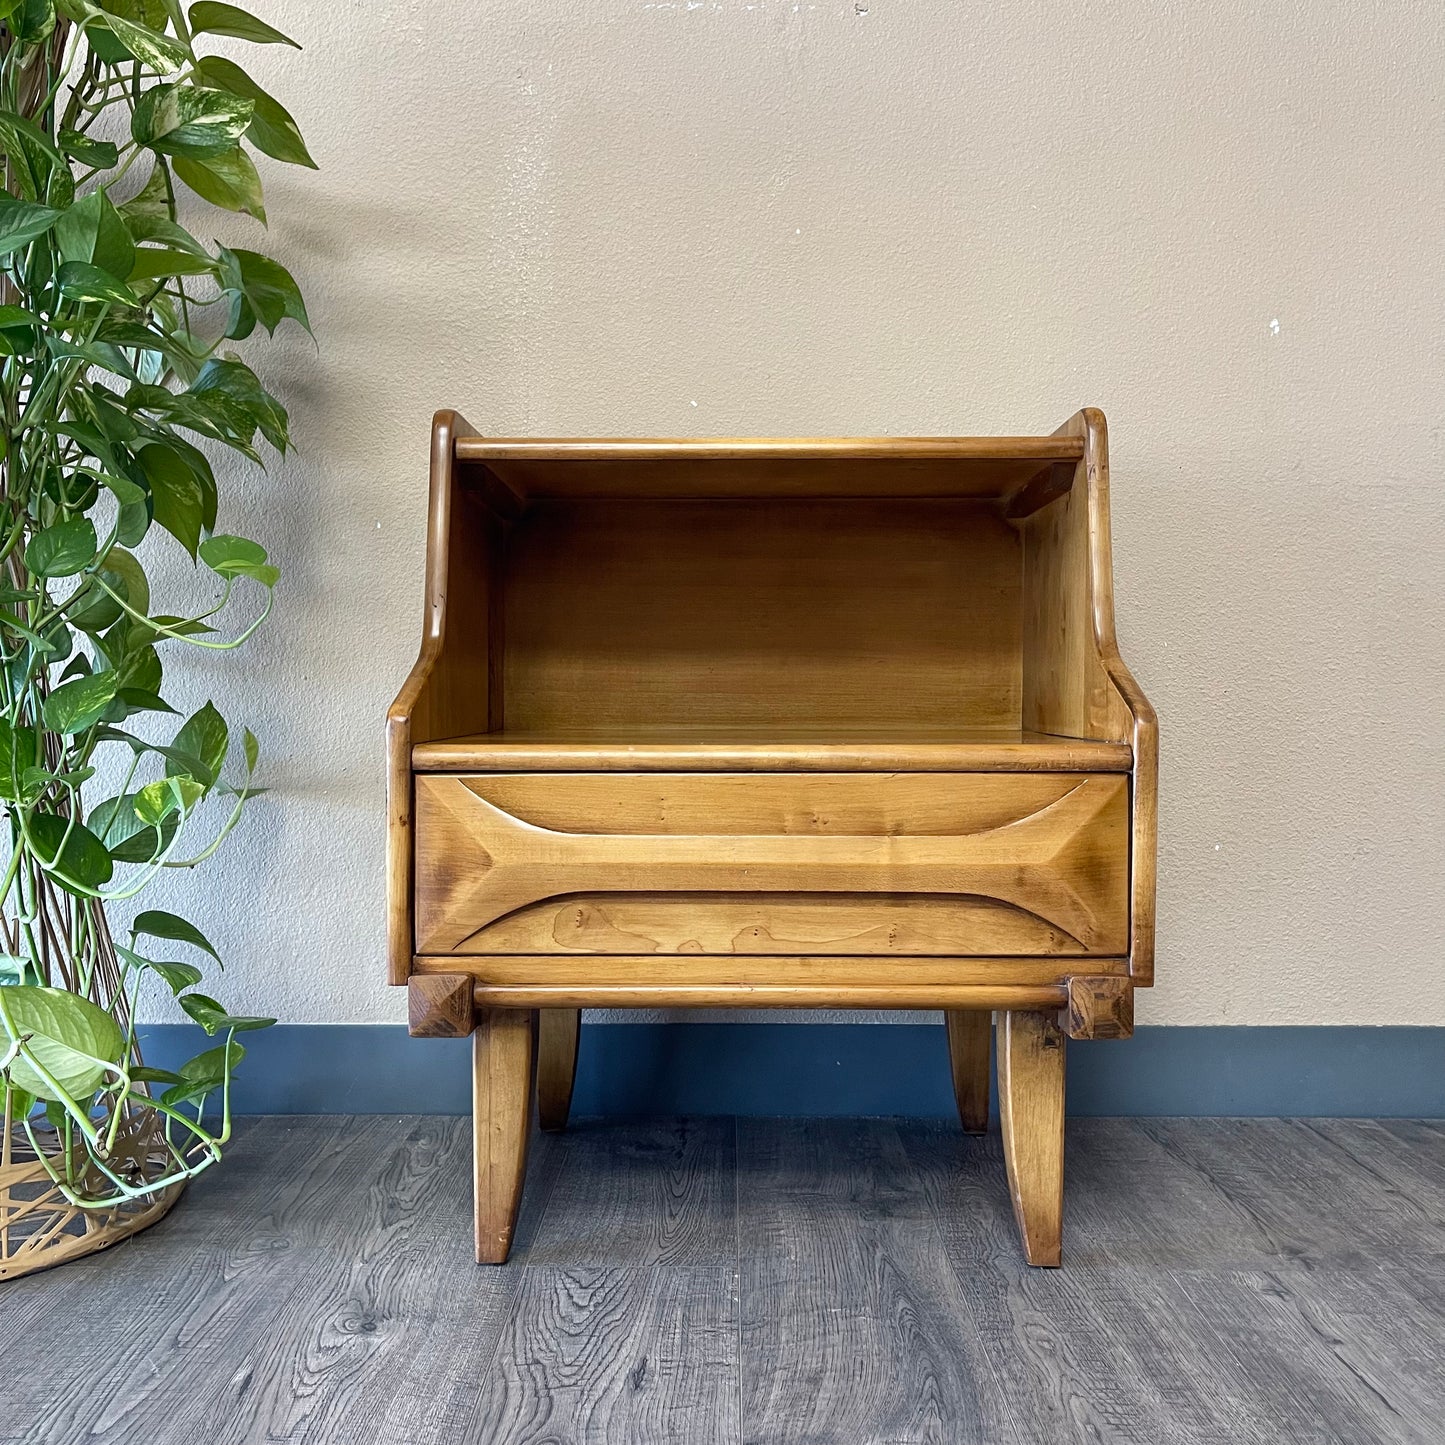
xmin=415 ymin=772 xmax=1129 ymax=957
xmin=466 ymin=1267 xmax=739 ymax=1445
xmin=998 ymin=1011 xmax=1066 ymax=1267
xmin=536 ymin=1007 xmax=580 ymax=1133
xmin=7 ymin=1117 xmax=1445 ymax=1444
xmin=946 ymin=1010 xmax=993 ymax=1134
xmin=473 ymin=1011 xmax=535 ymax=1264
xmin=385 ymin=410 xmax=501 ymax=984
xmin=450 ymin=894 xmax=1115 ymax=959
xmin=1065 ymin=974 xmax=1134 ymax=1039
xmin=458 ymin=433 xmax=1086 ymax=461
xmin=407 ymin=972 xmax=474 ymax=1037
xmin=471 ymin=978 xmax=1068 ymax=1011
xmin=511 ymin=1118 xmax=737 ymax=1268
xmin=1019 ymin=409 xmax=1158 ymax=985
xmin=416 ymin=955 xmax=1124 ymax=985
xmin=1071 ymin=409 xmax=1158 ymax=982
xmin=737 ymin=1117 xmax=1018 ymax=1445
xmin=412 ymin=725 xmax=1133 ymax=774
xmin=503 ymin=497 xmax=1022 ymax=732
xmin=461 ymin=435 xmax=1086 ymax=507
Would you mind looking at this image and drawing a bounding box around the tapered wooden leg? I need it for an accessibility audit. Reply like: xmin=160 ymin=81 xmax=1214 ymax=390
xmin=472 ymin=1009 xmax=535 ymax=1265
xmin=997 ymin=1009 xmax=1065 ymax=1267
xmin=537 ymin=1007 xmax=581 ymax=1133
xmin=945 ymin=1009 xmax=992 ymax=1134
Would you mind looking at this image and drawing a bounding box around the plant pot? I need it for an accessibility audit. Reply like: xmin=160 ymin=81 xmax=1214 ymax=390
xmin=0 ymin=1095 xmax=186 ymax=1282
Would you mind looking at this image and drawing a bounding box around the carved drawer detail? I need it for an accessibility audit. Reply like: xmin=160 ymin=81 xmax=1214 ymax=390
xmin=414 ymin=773 xmax=1128 ymax=957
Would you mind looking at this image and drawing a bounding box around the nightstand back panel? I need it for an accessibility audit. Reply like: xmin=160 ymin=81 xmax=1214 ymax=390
xmin=501 ymin=498 xmax=1023 ymax=732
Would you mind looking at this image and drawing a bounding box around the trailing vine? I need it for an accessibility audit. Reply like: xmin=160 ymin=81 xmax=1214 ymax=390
xmin=0 ymin=0 xmax=312 ymax=1204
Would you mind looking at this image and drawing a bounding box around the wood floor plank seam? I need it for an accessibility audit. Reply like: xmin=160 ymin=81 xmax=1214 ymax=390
xmin=7 ymin=1116 xmax=1445 ymax=1444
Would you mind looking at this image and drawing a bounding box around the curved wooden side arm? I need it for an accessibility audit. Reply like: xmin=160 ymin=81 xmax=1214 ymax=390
xmin=387 ymin=409 xmax=510 ymax=985
xmin=1022 ymin=408 xmax=1158 ymax=984
xmin=1077 ymin=410 xmax=1158 ymax=983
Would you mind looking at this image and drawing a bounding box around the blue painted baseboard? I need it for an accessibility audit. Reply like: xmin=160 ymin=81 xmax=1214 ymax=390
xmin=134 ymin=1022 xmax=1445 ymax=1118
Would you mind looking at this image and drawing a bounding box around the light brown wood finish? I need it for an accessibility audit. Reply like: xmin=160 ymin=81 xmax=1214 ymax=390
xmin=475 ymin=979 xmax=1067 ymax=1011
xmin=413 ymin=725 xmax=1132 ymax=773
xmin=945 ymin=1011 xmax=992 ymax=1134
xmin=413 ymin=953 xmax=1119 ymax=1010
xmin=459 ymin=434 xmax=1087 ymax=505
xmin=1066 ymin=974 xmax=1135 ymax=1040
xmin=536 ymin=1008 xmax=580 ymax=1133
xmin=406 ymin=973 xmax=474 ymax=1038
xmin=388 ymin=412 xmax=1158 ymax=1269
xmin=503 ymin=498 xmax=1022 ymax=733
xmin=415 ymin=772 xmax=1129 ymax=957
xmin=997 ymin=1010 xmax=1066 ymax=1266
xmin=386 ymin=410 xmax=504 ymax=984
xmin=472 ymin=1009 xmax=535 ymax=1264
xmin=1021 ymin=409 xmax=1158 ymax=982
xmin=414 ymin=955 xmax=1128 ymax=986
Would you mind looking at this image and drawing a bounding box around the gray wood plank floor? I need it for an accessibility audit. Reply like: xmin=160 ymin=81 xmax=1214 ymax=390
xmin=2 ymin=1116 xmax=1443 ymax=1444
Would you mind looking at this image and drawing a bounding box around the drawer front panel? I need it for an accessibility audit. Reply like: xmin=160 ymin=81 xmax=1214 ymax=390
xmin=414 ymin=773 xmax=1129 ymax=957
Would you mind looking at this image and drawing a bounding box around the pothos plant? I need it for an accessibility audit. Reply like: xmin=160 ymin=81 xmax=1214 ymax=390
xmin=0 ymin=0 xmax=313 ymax=1208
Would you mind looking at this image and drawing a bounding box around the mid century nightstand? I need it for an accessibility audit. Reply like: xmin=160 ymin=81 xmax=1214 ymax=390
xmin=387 ymin=409 xmax=1157 ymax=1266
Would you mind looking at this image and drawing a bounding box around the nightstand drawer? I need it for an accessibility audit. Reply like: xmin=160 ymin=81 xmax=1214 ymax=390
xmin=413 ymin=772 xmax=1129 ymax=957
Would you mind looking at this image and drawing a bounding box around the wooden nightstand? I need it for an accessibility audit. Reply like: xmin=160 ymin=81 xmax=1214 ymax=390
xmin=387 ymin=410 xmax=1157 ymax=1266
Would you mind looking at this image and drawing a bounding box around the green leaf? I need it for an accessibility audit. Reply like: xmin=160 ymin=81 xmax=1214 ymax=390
xmin=86 ymin=9 xmax=192 ymax=71
xmin=173 ymin=145 xmax=264 ymax=222
xmin=0 ymin=304 xmax=41 ymax=328
xmin=57 ymin=260 xmax=138 ymax=308
xmin=59 ymin=129 xmax=120 ymax=170
xmin=25 ymin=517 xmax=97 ymax=577
xmin=123 ymin=211 xmax=207 ymax=255
xmin=115 ymin=946 xmax=203 ymax=994
xmin=99 ymin=472 xmax=152 ymax=548
xmin=169 ymin=701 xmax=228 ymax=789
xmin=0 ymin=109 xmax=71 ymax=205
xmin=42 ymin=669 xmax=121 ymax=734
xmin=68 ymin=546 xmax=148 ymax=634
xmin=137 ymin=442 xmax=204 ymax=555
xmin=191 ymin=357 xmax=287 ymax=452
xmin=199 ymin=533 xmax=278 ymax=587
xmin=134 ymin=774 xmax=204 ymax=824
xmin=0 ymin=720 xmax=38 ymax=802
xmin=160 ymin=1037 xmax=244 ymax=1107
xmin=132 ymin=908 xmax=220 ymax=962
xmin=129 ymin=245 xmax=217 ymax=280
xmin=9 ymin=0 xmax=56 ymax=46
xmin=0 ymin=955 xmax=41 ymax=987
xmin=188 ymin=1 xmax=297 ymax=46
xmin=55 ymin=186 xmax=136 ymax=280
xmin=28 ymin=813 xmax=116 ymax=893
xmin=152 ymin=960 xmax=205 ymax=993
xmin=132 ymin=83 xmax=252 ymax=158
xmin=90 ymin=792 xmax=174 ymax=862
xmin=217 ymin=245 xmax=309 ymax=339
xmin=193 ymin=55 xmax=314 ymax=169
xmin=178 ymin=991 xmax=273 ymax=1035
xmin=118 ymin=160 xmax=173 ymax=221
xmin=0 ymin=196 xmax=61 ymax=257
xmin=131 ymin=1064 xmax=184 ymax=1086
xmin=0 ymin=986 xmax=124 ymax=1102
xmin=242 ymin=726 xmax=259 ymax=772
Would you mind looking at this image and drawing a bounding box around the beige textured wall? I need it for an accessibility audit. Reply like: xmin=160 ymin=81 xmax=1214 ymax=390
xmin=138 ymin=0 xmax=1445 ymax=1027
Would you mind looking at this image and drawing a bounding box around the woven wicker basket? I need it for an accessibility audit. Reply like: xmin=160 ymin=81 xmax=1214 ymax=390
xmin=0 ymin=1085 xmax=186 ymax=1281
